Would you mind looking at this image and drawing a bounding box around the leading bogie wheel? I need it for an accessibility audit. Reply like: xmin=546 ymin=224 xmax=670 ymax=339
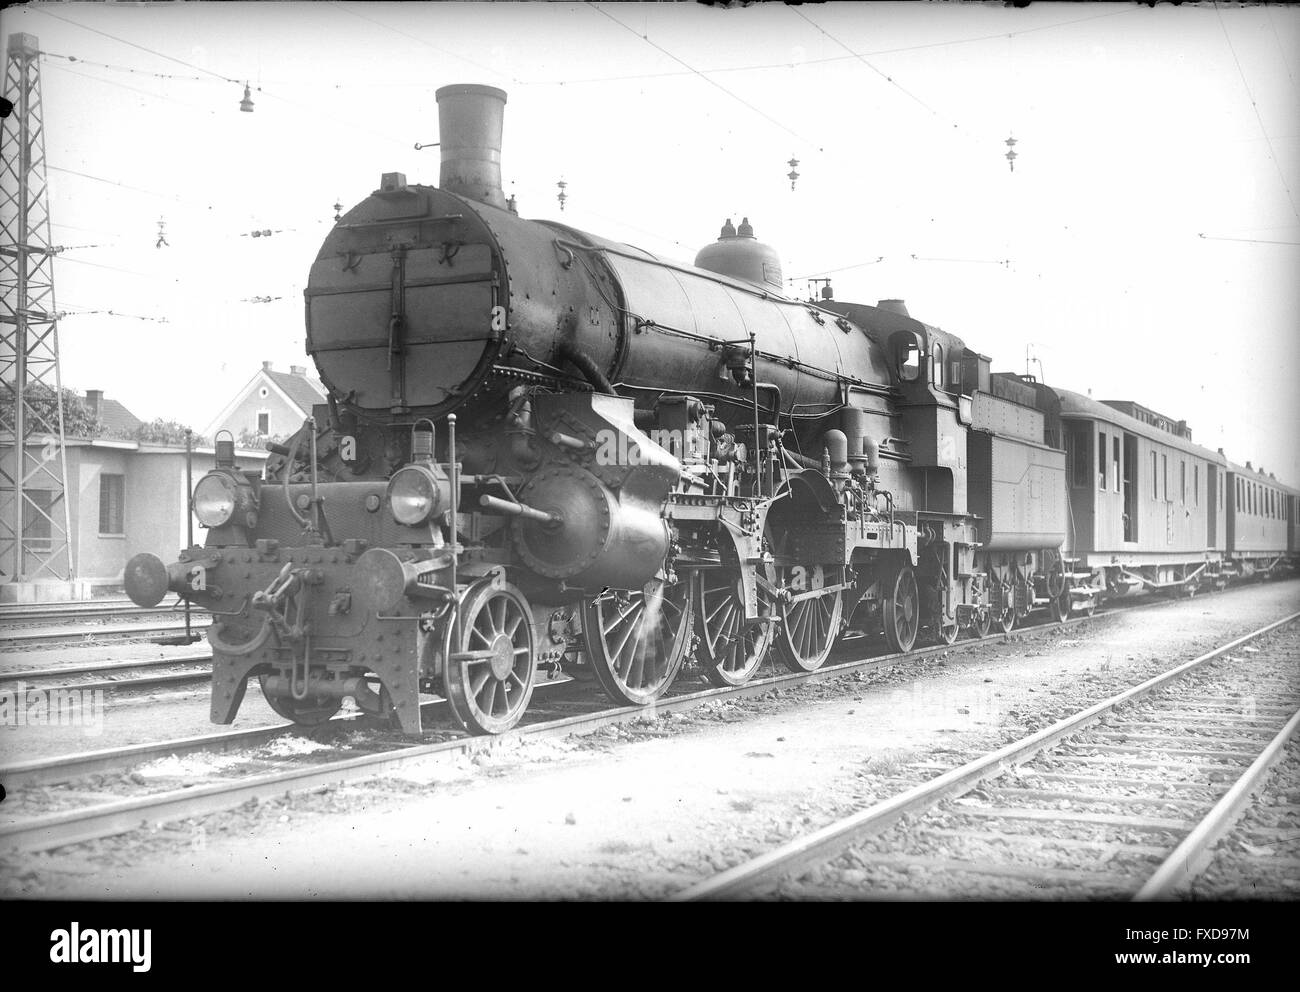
xmin=582 ymin=577 xmax=693 ymax=706
xmin=443 ymin=581 xmax=536 ymax=736
xmin=259 ymin=673 xmax=342 ymax=726
xmin=882 ymin=563 xmax=919 ymax=654
xmin=970 ymin=607 xmax=993 ymax=639
xmin=696 ymin=570 xmax=773 ymax=687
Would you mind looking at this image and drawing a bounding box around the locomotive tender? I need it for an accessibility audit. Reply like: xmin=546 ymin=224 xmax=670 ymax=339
xmin=124 ymin=84 xmax=1298 ymax=735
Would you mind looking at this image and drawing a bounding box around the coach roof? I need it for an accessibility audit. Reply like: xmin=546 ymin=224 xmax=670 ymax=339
xmin=1053 ymin=386 xmax=1228 ymax=465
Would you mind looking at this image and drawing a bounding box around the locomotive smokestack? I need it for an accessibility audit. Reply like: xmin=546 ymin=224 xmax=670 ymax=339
xmin=435 ymin=83 xmax=507 ymax=210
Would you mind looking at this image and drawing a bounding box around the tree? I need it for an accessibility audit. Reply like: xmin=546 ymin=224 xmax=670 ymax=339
xmin=235 ymin=427 xmax=289 ymax=450
xmin=0 ymin=384 xmax=100 ymax=438
xmin=132 ymin=419 xmax=209 ymax=447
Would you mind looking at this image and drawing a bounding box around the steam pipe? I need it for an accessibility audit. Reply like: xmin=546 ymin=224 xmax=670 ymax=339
xmin=555 ymin=342 xmax=616 ymax=395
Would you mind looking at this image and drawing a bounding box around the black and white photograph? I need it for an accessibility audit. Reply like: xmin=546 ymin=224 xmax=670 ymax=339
xmin=0 ymin=0 xmax=1297 ymax=952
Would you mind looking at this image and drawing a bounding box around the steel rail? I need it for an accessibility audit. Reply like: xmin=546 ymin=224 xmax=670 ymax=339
xmin=0 ymin=724 xmax=299 ymax=790
xmin=0 ymin=608 xmax=1084 ymax=793
xmin=0 ymin=601 xmax=178 ymax=622
xmin=0 ymin=621 xmax=210 ymax=646
xmin=1134 ymin=704 xmax=1300 ymax=901
xmin=0 ymin=591 xmax=1290 ymax=853
xmin=670 ymin=610 xmax=1300 ymax=901
xmin=18 ymin=670 xmax=211 ymax=696
xmin=0 ymin=651 xmax=211 ymax=683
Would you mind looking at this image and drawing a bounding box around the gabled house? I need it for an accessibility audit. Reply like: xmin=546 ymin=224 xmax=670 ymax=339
xmin=204 ymin=361 xmax=328 ymax=444
xmin=1 ymin=388 xmax=267 ymax=599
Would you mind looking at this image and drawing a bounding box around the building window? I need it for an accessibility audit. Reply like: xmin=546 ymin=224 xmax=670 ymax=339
xmin=257 ymin=411 xmax=270 ymax=435
xmin=23 ymin=489 xmax=54 ymax=546
xmin=1098 ymin=430 xmax=1108 ymax=490
xmin=1112 ymin=437 xmax=1120 ymax=493
xmin=99 ymin=473 xmax=125 ymax=535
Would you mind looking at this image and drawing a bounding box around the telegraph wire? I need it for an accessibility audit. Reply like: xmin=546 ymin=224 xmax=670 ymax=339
xmin=591 ymin=4 xmax=822 ymax=151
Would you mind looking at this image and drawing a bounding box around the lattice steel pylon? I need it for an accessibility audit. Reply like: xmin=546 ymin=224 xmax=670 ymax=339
xmin=0 ymin=33 xmax=74 ymax=582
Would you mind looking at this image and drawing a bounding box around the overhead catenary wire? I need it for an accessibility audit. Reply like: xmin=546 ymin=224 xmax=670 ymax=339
xmin=590 ymin=4 xmax=822 ymax=152
xmin=1213 ymin=1 xmax=1300 ymax=225
xmin=328 ymin=2 xmax=523 ymax=86
xmin=31 ymin=5 xmax=410 ymax=151
xmin=535 ymin=6 xmax=1143 ymax=85
xmin=1197 ymin=233 xmax=1300 ymax=247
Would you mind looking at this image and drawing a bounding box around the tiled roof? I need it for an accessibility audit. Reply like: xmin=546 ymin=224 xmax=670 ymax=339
xmin=265 ymin=369 xmax=327 ymax=413
xmin=98 ymin=398 xmax=142 ymax=435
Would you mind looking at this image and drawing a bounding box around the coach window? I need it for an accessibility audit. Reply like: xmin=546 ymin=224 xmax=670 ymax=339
xmin=1162 ymin=454 xmax=1168 ymax=501
xmin=1151 ymin=452 xmax=1158 ymax=500
xmin=1194 ymin=464 xmax=1199 ymax=506
xmin=1112 ymin=437 xmax=1121 ymax=493
xmin=1180 ymin=461 xmax=1186 ymax=504
xmin=931 ymin=344 xmax=943 ymax=387
xmin=1098 ymin=430 xmax=1108 ymax=490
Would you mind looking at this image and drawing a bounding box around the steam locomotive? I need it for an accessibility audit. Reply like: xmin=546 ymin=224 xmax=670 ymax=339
xmin=124 ymin=84 xmax=1299 ymax=736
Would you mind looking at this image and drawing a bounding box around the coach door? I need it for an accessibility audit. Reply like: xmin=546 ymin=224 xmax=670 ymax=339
xmin=1207 ymin=464 xmax=1218 ymax=546
xmin=1122 ymin=433 xmax=1137 ymax=542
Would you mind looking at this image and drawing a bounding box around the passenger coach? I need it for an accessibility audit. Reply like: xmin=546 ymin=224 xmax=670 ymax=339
xmin=1056 ymin=391 xmax=1229 ymax=597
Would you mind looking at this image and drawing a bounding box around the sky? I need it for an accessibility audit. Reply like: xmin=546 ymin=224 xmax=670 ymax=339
xmin=3 ymin=1 xmax=1298 ymax=483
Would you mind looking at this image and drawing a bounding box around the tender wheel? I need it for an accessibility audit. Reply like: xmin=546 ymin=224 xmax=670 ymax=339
xmin=882 ymin=563 xmax=919 ymax=654
xmin=990 ymin=568 xmax=1016 ymax=634
xmin=772 ymin=563 xmax=843 ymax=672
xmin=443 ymin=581 xmax=536 ymax=736
xmin=583 ymin=577 xmax=693 ymax=706
xmin=1049 ymin=590 xmax=1072 ymax=623
xmin=935 ymin=618 xmax=959 ymax=646
xmin=696 ymin=570 xmax=773 ymax=687
xmin=259 ymin=674 xmax=341 ymax=726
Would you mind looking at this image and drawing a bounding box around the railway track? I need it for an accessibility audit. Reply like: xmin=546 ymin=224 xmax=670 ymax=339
xmin=2 ymin=589 xmax=1294 ymax=860
xmin=0 ymin=595 xmax=1146 ymax=852
xmin=0 ymin=619 xmax=208 ymax=650
xmin=0 ymin=645 xmax=212 ymax=699
xmin=0 ymin=599 xmax=165 ymax=623
xmin=673 ymin=613 xmax=1300 ymax=901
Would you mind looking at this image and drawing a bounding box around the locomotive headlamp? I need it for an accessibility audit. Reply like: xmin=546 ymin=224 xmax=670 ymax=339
xmin=193 ymin=472 xmax=237 ymax=527
xmin=193 ymin=469 xmax=259 ymax=529
xmin=387 ymin=464 xmax=443 ymax=526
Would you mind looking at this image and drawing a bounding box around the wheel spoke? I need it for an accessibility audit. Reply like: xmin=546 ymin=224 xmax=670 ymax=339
xmin=469 ymin=667 xmax=491 ymax=698
xmin=602 ymin=600 xmax=638 ymax=637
